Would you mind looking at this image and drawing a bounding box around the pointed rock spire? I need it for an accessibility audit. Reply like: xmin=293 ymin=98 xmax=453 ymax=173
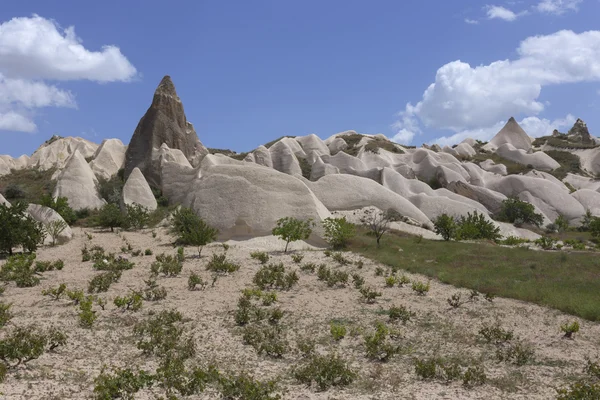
xmin=485 ymin=116 xmax=532 ymax=151
xmin=124 ymin=75 xmax=208 ymax=188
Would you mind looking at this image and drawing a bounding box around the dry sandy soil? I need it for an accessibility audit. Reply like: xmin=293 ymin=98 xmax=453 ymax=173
xmin=1 ymin=227 xmax=599 ymax=399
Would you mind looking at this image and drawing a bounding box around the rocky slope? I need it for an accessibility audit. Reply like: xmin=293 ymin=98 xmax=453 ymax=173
xmin=1 ymin=76 xmax=600 ymax=241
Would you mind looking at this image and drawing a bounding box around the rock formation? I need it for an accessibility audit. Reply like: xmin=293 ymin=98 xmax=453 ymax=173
xmin=122 ymin=167 xmax=158 ymax=211
xmin=27 ymin=204 xmax=73 ymax=245
xmin=90 ymin=139 xmax=127 ymax=180
xmin=53 ymin=150 xmax=106 ymax=210
xmin=567 ymin=119 xmax=593 ymax=144
xmin=29 ymin=136 xmax=98 ymax=171
xmin=484 ymin=117 xmax=532 ymax=151
xmin=124 ymin=75 xmax=208 ymax=188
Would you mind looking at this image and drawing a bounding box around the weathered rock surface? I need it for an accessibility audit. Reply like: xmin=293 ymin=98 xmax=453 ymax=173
xmin=446 ymin=181 xmax=507 ymax=215
xmin=479 ymin=159 xmax=507 ymax=175
xmin=53 ymin=150 xmax=106 ymax=210
xmin=572 ymin=189 xmax=600 ymax=216
xmin=27 ymin=204 xmax=73 ymax=245
xmin=90 ymin=139 xmax=127 ymax=180
xmin=122 ymin=167 xmax=157 ymax=211
xmin=269 ymin=140 xmax=302 ymax=176
xmin=124 ymin=76 xmax=208 ymax=187
xmin=484 ymin=117 xmax=532 ymax=151
xmin=568 ymin=118 xmax=594 ymax=144
xmin=161 ymin=162 xmax=329 ymax=242
xmin=496 ymin=143 xmax=560 ymax=171
xmin=29 ymin=136 xmax=98 ymax=171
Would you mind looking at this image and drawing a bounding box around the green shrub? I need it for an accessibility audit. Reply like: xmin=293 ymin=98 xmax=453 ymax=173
xmin=398 ymin=275 xmax=411 ymax=286
xmin=433 ymin=214 xmax=456 ymax=241
xmin=0 ymin=302 xmax=12 ymax=328
xmin=329 ymin=322 xmax=347 ymax=341
xmin=124 ymin=203 xmax=149 ymax=231
xmin=253 ymin=263 xmax=299 ymax=290
xmin=250 ymin=251 xmax=269 ymax=264
xmin=495 ymin=341 xmax=534 ymax=365
xmin=291 ymin=253 xmax=304 ymax=263
xmin=360 ymin=209 xmax=403 ymax=247
xmin=205 ymin=253 xmax=240 ymax=275
xmin=188 ymin=272 xmax=206 ymax=291
xmin=364 ymin=322 xmax=400 ymax=361
xmin=44 ymin=220 xmax=68 ymax=246
xmin=217 ymin=372 xmax=281 ymax=400
xmin=144 ymin=248 xmax=153 ymax=256
xmin=234 ymin=290 xmax=281 ymax=326
xmin=114 ymin=291 xmax=143 ymax=311
xmin=151 ymin=253 xmax=183 ymax=277
xmin=0 ymin=325 xmax=66 ymax=368
xmin=352 ymin=273 xmax=365 ymax=289
xmin=454 ymin=211 xmax=501 ymax=241
xmin=317 ymin=265 xmax=348 ymax=288
xmin=535 ymin=236 xmax=558 ymax=250
xmin=496 ymin=197 xmax=544 ymax=227
xmin=42 ymin=283 xmax=67 ymax=301
xmin=142 ymin=279 xmax=167 ymax=301
xmin=293 ymin=353 xmax=357 ymax=391
xmin=388 ymin=305 xmax=415 ymax=324
xmin=79 ymin=295 xmax=97 ymax=328
xmin=97 ymin=173 xmax=124 ymax=205
xmin=301 ymin=262 xmax=316 ymax=273
xmin=242 ymin=324 xmax=288 ymax=358
xmin=88 ymin=271 xmax=121 ymax=293
xmin=322 ymin=217 xmax=356 ymax=249
xmin=462 ymin=365 xmax=487 ymax=388
xmin=561 ymin=321 xmax=580 ymax=339
xmin=385 ymin=275 xmax=398 ymax=287
xmin=92 ymin=367 xmax=154 ymax=400
xmin=498 ymin=236 xmax=529 ymax=246
xmin=272 ymin=217 xmax=314 ymax=252
xmin=97 ymin=203 xmax=124 ymax=232
xmin=4 ymin=183 xmax=25 ymax=199
xmin=34 ymin=259 xmax=64 ymax=272
xmin=40 ymin=194 xmax=77 ymax=225
xmin=0 ymin=202 xmax=46 ymax=254
xmin=411 ymin=280 xmax=430 ymax=295
xmin=331 ymin=252 xmax=351 ymax=265
xmin=556 ymin=359 xmax=600 ymax=399
xmin=359 ymin=286 xmax=382 ymax=303
xmin=0 ymin=253 xmax=40 ymax=287
xmin=478 ymin=322 xmax=513 ymax=344
xmin=170 ymin=207 xmax=218 ymax=257
xmin=133 ymin=310 xmax=195 ymax=359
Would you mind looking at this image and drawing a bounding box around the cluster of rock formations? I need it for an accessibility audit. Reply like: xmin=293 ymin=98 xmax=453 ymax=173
xmin=2 ymin=75 xmax=600 ymax=243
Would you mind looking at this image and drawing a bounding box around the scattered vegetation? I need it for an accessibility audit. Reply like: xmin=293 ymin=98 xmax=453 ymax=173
xmin=322 ymin=217 xmax=356 ymax=249
xmin=293 ymin=353 xmax=357 ymax=391
xmin=271 ymin=217 xmax=313 ymax=252
xmin=0 ymin=202 xmax=46 ymax=255
xmin=496 ymin=197 xmax=544 ymax=227
xmin=253 ymin=263 xmax=299 ymax=291
xmin=170 ymin=207 xmax=218 ymax=257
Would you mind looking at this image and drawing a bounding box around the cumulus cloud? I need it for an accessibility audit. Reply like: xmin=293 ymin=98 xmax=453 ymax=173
xmin=393 ymin=30 xmax=600 ymax=144
xmin=536 ymin=0 xmax=582 ymax=15
xmin=429 ymin=115 xmax=576 ymax=147
xmin=0 ymin=15 xmax=136 ymax=132
xmin=486 ymin=6 xmax=522 ymax=21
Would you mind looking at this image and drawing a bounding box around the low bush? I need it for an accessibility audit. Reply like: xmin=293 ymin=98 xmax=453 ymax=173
xmin=0 ymin=325 xmax=67 ymax=368
xmin=352 ymin=273 xmax=365 ymax=289
xmin=364 ymin=322 xmax=400 ymax=361
xmin=272 ymin=217 xmax=314 ymax=252
xmin=329 ymin=322 xmax=347 ymax=341
xmin=124 ymin=203 xmax=150 ymax=231
xmin=97 ymin=203 xmax=124 ymax=232
xmin=250 ymin=251 xmax=270 ymax=264
xmin=495 ymin=341 xmax=535 ymax=365
xmin=454 ymin=212 xmax=501 ymax=241
xmin=0 ymin=302 xmax=12 ymax=328
xmin=114 ymin=291 xmax=143 ymax=311
xmin=322 ymin=217 xmax=356 ymax=249
xmin=78 ymin=295 xmax=97 ymax=328
xmin=170 ymin=207 xmax=218 ymax=257
xmin=42 ymin=283 xmax=67 ymax=301
xmin=316 ymin=265 xmax=349 ymax=288
xmin=433 ymin=214 xmax=456 ymax=241
xmin=151 ymin=253 xmax=183 ymax=277
xmin=253 ymin=263 xmax=299 ymax=291
xmin=0 ymin=201 xmax=46 ymax=255
xmin=388 ymin=305 xmax=415 ymax=324
xmin=205 ymin=253 xmax=240 ymax=275
xmin=331 ymin=252 xmax=351 ymax=265
xmin=133 ymin=310 xmax=195 ymax=359
xmin=293 ymin=353 xmax=357 ymax=391
xmin=291 ymin=253 xmax=304 ymax=264
xmin=92 ymin=367 xmax=154 ymax=400
xmin=300 ymin=262 xmax=317 ymax=273
xmin=496 ymin=197 xmax=544 ymax=227
xmin=359 ymin=286 xmax=382 ymax=303
xmin=411 ymin=280 xmax=430 ymax=295
xmin=88 ymin=271 xmax=121 ymax=293
xmin=242 ymin=324 xmax=288 ymax=358
xmin=142 ymin=279 xmax=167 ymax=301
xmin=561 ymin=321 xmax=580 ymax=339
xmin=478 ymin=322 xmax=514 ymax=345
xmin=188 ymin=272 xmax=206 ymax=291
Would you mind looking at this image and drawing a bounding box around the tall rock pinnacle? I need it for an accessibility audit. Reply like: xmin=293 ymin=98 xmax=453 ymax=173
xmin=124 ymin=75 xmax=207 ymax=188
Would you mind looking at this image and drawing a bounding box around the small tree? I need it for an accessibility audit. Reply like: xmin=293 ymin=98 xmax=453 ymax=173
xmin=554 ymin=214 xmax=569 ymax=233
xmin=44 ymin=220 xmax=67 ymax=246
xmin=170 ymin=207 xmax=218 ymax=257
xmin=97 ymin=203 xmax=124 ymax=232
xmin=496 ymin=197 xmax=544 ymax=227
xmin=360 ymin=209 xmax=402 ymax=248
xmin=40 ymin=194 xmax=77 ymax=225
xmin=433 ymin=214 xmax=456 ymax=241
xmin=322 ymin=217 xmax=356 ymax=250
xmin=589 ymin=216 xmax=600 ymax=238
xmin=0 ymin=202 xmax=46 ymax=255
xmin=124 ymin=203 xmax=150 ymax=231
xmin=272 ymin=217 xmax=314 ymax=252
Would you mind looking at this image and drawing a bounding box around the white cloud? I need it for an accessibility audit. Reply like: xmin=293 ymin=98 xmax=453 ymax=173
xmin=430 ymin=115 xmax=576 ymax=146
xmin=486 ymin=5 xmax=526 ymax=21
xmin=0 ymin=15 xmax=136 ymax=132
xmin=0 ymin=111 xmax=36 ymax=132
xmin=394 ymin=30 xmax=600 ymax=143
xmin=464 ymin=18 xmax=480 ymax=25
xmin=536 ymin=0 xmax=582 ymax=15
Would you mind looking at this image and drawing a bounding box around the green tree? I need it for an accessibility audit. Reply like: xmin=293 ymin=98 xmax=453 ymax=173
xmin=97 ymin=203 xmax=124 ymax=232
xmin=496 ymin=197 xmax=544 ymax=227
xmin=554 ymin=214 xmax=569 ymax=233
xmin=322 ymin=217 xmax=356 ymax=249
xmin=40 ymin=194 xmax=76 ymax=225
xmin=170 ymin=207 xmax=218 ymax=257
xmin=124 ymin=203 xmax=149 ymax=231
xmin=44 ymin=220 xmax=67 ymax=246
xmin=0 ymin=202 xmax=46 ymax=255
xmin=272 ymin=217 xmax=314 ymax=252
xmin=454 ymin=211 xmax=501 ymax=241
xmin=433 ymin=214 xmax=456 ymax=241
xmin=360 ymin=209 xmax=402 ymax=248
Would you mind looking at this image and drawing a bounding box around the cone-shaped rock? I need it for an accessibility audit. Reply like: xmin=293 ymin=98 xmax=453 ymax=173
xmin=124 ymin=75 xmax=208 ymax=188
xmin=53 ymin=150 xmax=106 ymax=210
xmin=485 ymin=117 xmax=532 ymax=151
xmin=122 ymin=167 xmax=158 ymax=211
xmin=568 ymin=118 xmax=593 ymax=144
xmin=27 ymin=204 xmax=73 ymax=245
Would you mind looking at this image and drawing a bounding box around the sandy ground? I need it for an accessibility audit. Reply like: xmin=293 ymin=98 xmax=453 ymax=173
xmin=1 ymin=227 xmax=599 ymax=400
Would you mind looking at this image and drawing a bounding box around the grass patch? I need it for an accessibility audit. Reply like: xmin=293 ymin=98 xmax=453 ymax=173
xmin=350 ymin=229 xmax=600 ymax=321
xmin=0 ymin=168 xmax=56 ymax=204
xmin=470 ymin=153 xmax=531 ymax=175
xmin=532 ymin=136 xmax=598 ymax=149
xmin=545 ymin=150 xmax=583 ymax=180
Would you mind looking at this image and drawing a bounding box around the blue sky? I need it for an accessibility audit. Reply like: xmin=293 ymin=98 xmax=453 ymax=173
xmin=1 ymin=0 xmax=600 ymax=157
